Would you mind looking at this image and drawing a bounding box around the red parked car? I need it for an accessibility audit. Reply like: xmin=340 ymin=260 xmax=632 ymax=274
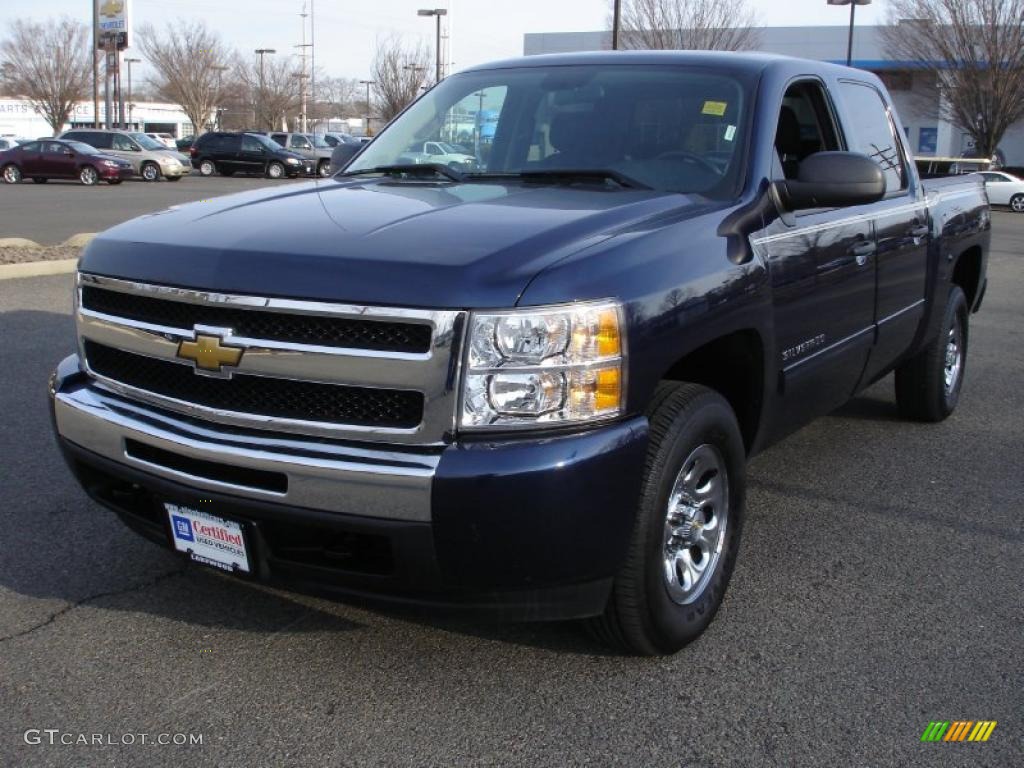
xmin=0 ymin=139 xmax=133 ymax=186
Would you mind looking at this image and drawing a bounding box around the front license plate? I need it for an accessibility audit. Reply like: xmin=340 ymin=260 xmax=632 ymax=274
xmin=165 ymin=502 xmax=251 ymax=574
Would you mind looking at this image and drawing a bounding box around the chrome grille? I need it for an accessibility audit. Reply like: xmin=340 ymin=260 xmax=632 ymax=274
xmin=75 ymin=273 xmax=465 ymax=445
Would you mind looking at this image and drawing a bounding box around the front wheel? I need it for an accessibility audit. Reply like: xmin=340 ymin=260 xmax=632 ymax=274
xmin=317 ymin=160 xmax=331 ymax=177
xmin=1010 ymin=194 xmax=1024 ymax=213
xmin=140 ymin=162 xmax=160 ymax=181
xmin=266 ymin=161 xmax=285 ymax=179
xmin=895 ymin=285 xmax=968 ymax=421
xmin=79 ymin=166 xmax=99 ymax=186
xmin=2 ymin=164 xmax=22 ymax=183
xmin=198 ymin=159 xmax=216 ymax=176
xmin=588 ymin=382 xmax=746 ymax=655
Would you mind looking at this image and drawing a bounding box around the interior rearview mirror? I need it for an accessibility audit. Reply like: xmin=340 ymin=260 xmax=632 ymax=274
xmin=777 ymin=151 xmax=886 ymax=211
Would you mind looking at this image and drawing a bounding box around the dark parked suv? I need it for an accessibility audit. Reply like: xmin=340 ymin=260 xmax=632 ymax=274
xmin=189 ymin=132 xmax=313 ymax=178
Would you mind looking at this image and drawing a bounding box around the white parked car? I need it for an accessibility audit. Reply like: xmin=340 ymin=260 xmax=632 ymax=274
xmin=980 ymin=171 xmax=1024 ymax=213
xmin=146 ymin=132 xmax=177 ymax=149
xmin=400 ymin=140 xmax=477 ymax=169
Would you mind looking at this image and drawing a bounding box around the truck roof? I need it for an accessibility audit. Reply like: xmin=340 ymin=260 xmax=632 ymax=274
xmin=461 ymin=49 xmax=871 ymax=80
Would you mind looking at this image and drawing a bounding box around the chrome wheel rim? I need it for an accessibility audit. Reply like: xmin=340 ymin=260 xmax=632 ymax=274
xmin=944 ymin=321 xmax=963 ymax=394
xmin=142 ymin=164 xmax=158 ymax=180
xmin=3 ymin=166 xmax=20 ymax=182
xmin=662 ymin=444 xmax=729 ymax=605
xmin=269 ymin=163 xmax=283 ymax=178
xmin=318 ymin=163 xmax=330 ymax=177
xmin=1012 ymin=196 xmax=1024 ymax=213
xmin=200 ymin=161 xmax=214 ymax=175
xmin=80 ymin=167 xmax=97 ymax=185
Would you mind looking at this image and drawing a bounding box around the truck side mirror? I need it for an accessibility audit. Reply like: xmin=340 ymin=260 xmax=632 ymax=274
xmin=778 ymin=151 xmax=886 ymax=210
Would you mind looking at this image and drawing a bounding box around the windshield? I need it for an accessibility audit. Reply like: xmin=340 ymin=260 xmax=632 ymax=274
xmin=67 ymin=141 xmax=99 ymax=155
xmin=349 ymin=64 xmax=751 ymax=196
xmin=128 ymin=132 xmax=165 ymax=150
xmin=249 ymin=133 xmax=284 ymax=150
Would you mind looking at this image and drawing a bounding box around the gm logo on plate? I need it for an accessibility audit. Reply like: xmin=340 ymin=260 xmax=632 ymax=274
xmin=172 ymin=514 xmax=194 ymax=542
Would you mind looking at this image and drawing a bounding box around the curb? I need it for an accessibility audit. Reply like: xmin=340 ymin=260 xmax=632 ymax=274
xmin=0 ymin=259 xmax=79 ymax=281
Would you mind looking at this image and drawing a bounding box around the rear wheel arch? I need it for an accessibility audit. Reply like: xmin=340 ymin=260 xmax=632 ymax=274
xmin=951 ymin=246 xmax=983 ymax=311
xmin=656 ymin=329 xmax=766 ymax=454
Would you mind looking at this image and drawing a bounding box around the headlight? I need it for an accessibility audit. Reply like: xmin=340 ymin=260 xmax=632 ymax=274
xmin=460 ymin=299 xmax=625 ymax=430
xmin=100 ymin=160 xmax=118 ymax=167
xmin=286 ymin=158 xmax=300 ymax=165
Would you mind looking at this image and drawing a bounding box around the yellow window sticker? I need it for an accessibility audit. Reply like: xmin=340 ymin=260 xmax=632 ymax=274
xmin=702 ymin=101 xmax=727 ymax=117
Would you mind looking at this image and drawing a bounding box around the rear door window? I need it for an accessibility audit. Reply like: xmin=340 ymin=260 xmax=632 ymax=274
xmin=838 ymin=81 xmax=908 ymax=194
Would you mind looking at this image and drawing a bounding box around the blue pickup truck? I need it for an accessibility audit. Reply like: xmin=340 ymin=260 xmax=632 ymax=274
xmin=50 ymin=52 xmax=989 ymax=655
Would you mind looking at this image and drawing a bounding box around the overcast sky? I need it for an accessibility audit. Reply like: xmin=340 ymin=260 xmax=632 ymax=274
xmin=1 ymin=0 xmax=890 ymax=83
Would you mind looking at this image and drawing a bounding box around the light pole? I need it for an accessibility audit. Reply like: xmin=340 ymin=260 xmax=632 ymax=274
xmin=124 ymin=57 xmax=141 ymax=130
xmin=359 ymin=79 xmax=375 ymax=135
xmin=827 ymin=0 xmax=871 ymax=67
xmin=210 ymin=64 xmax=228 ymax=132
xmin=417 ymin=8 xmax=448 ymax=84
xmin=255 ymin=48 xmax=276 ymax=129
xmin=612 ymin=0 xmax=621 ymax=50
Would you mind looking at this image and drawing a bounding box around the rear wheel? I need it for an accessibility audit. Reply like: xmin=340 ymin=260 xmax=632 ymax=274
xmin=895 ymin=285 xmax=968 ymax=422
xmin=198 ymin=159 xmax=216 ymax=176
xmin=588 ymin=382 xmax=746 ymax=655
xmin=1010 ymin=194 xmax=1024 ymax=213
xmin=32 ymin=177 xmax=48 ymax=184
xmin=140 ymin=161 xmax=160 ymax=181
xmin=266 ymin=161 xmax=285 ymax=179
xmin=2 ymin=164 xmax=22 ymax=183
xmin=78 ymin=165 xmax=99 ymax=186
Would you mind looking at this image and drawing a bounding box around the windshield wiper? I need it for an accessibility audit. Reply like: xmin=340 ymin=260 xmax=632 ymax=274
xmin=339 ymin=163 xmax=464 ymax=182
xmin=466 ymin=169 xmax=651 ymax=190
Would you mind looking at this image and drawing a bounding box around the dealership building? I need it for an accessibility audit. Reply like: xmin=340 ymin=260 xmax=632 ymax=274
xmin=0 ymin=99 xmax=193 ymax=140
xmin=524 ymin=25 xmax=1024 ymax=167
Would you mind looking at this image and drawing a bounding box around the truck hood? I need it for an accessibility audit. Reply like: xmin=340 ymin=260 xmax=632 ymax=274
xmin=80 ymin=177 xmax=706 ymax=308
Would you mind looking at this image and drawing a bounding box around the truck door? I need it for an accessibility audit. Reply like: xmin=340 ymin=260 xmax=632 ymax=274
xmin=758 ymin=80 xmax=878 ymax=431
xmin=836 ymin=80 xmax=929 ymax=381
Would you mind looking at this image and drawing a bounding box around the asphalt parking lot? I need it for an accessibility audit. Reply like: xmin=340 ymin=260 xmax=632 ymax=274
xmin=0 ymin=175 xmax=304 ymax=245
xmin=0 ymin=214 xmax=1021 ymax=767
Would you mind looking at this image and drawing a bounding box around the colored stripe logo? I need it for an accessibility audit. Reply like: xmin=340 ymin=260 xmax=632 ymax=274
xmin=921 ymin=721 xmax=997 ymax=742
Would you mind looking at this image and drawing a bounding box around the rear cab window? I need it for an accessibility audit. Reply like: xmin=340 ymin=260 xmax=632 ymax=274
xmin=837 ymin=81 xmax=909 ymax=195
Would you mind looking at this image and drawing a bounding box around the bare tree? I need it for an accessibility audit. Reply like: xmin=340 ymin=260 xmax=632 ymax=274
xmin=371 ymin=36 xmax=430 ymax=123
xmin=0 ymin=17 xmax=91 ymax=135
xmin=882 ymin=0 xmax=1024 ymax=158
xmin=612 ymin=0 xmax=761 ymax=51
xmin=606 ymin=0 xmax=761 ymax=51
xmin=315 ymin=75 xmax=360 ymax=121
xmin=235 ymin=55 xmax=302 ymax=131
xmin=138 ymin=20 xmax=231 ymax=135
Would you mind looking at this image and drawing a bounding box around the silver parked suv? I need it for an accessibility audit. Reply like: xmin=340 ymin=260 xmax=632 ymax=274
xmin=262 ymin=132 xmax=334 ymax=177
xmin=59 ymin=129 xmax=191 ymax=181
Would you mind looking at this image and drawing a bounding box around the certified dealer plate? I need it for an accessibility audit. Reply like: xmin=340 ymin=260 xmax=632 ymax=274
xmin=165 ymin=503 xmax=251 ymax=574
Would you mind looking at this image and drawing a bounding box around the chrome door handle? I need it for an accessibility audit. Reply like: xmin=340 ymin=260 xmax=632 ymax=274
xmin=849 ymin=240 xmax=876 ymax=266
xmin=908 ymin=224 xmax=929 ymax=239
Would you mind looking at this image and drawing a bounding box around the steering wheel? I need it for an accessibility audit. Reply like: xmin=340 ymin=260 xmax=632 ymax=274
xmin=654 ymin=150 xmax=720 ymax=176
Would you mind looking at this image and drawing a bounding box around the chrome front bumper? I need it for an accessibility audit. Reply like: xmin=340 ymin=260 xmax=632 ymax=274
xmin=52 ymin=362 xmax=440 ymax=523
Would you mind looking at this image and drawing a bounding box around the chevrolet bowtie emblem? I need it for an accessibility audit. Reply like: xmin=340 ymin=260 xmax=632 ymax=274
xmin=177 ymin=334 xmax=244 ymax=372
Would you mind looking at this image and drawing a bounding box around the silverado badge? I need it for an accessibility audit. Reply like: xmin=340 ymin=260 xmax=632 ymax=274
xmin=177 ymin=334 xmax=244 ymax=373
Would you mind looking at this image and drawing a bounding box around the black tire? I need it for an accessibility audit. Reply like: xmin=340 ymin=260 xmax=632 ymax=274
xmin=1010 ymin=193 xmax=1024 ymax=214
xmin=2 ymin=164 xmax=22 ymax=183
xmin=317 ymin=160 xmax=331 ymax=177
xmin=588 ymin=382 xmax=746 ymax=655
xmin=32 ymin=177 xmax=48 ymax=184
xmin=266 ymin=161 xmax=285 ymax=179
xmin=78 ymin=165 xmax=99 ymax=186
xmin=895 ymin=285 xmax=968 ymax=422
xmin=198 ymin=159 xmax=216 ymax=176
xmin=140 ymin=161 xmax=160 ymax=181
